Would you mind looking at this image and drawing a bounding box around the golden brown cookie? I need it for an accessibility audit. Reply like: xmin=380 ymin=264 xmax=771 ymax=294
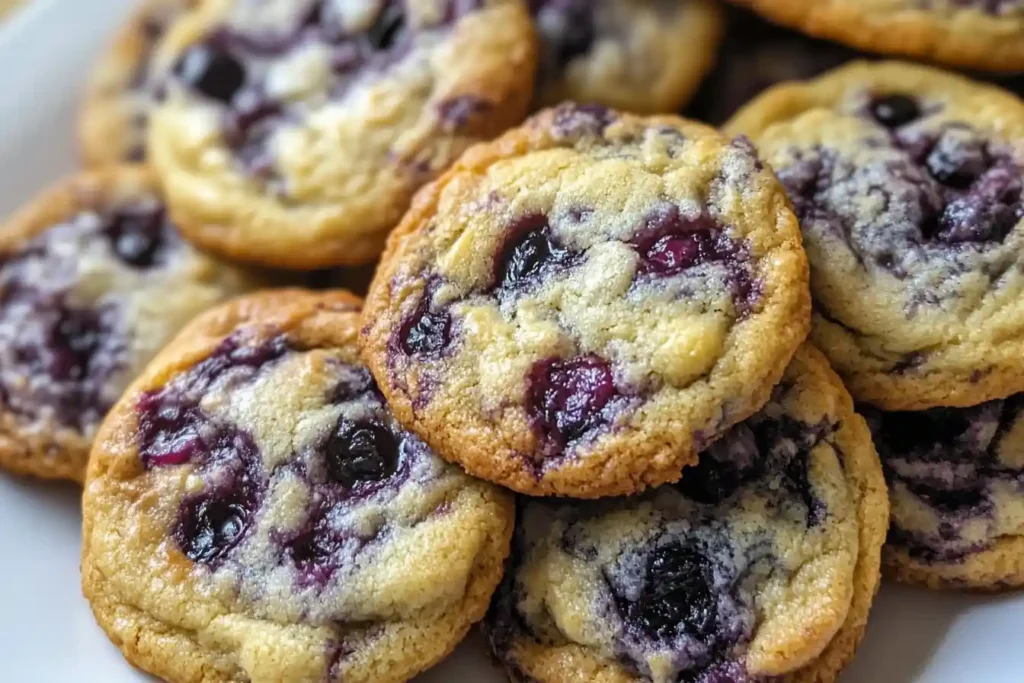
xmin=531 ymin=0 xmax=723 ymax=114
xmin=486 ymin=345 xmax=889 ymax=683
xmin=81 ymin=289 xmax=515 ymax=682
xmin=79 ymin=0 xmax=198 ymax=165
xmin=731 ymin=0 xmax=1024 ymax=72
xmin=727 ymin=61 xmax=1024 ymax=411
xmin=148 ymin=0 xmax=537 ymax=269
xmin=362 ymin=104 xmax=810 ymax=498
xmin=862 ymin=396 xmax=1024 ymax=591
xmin=0 ymin=166 xmax=259 ymax=483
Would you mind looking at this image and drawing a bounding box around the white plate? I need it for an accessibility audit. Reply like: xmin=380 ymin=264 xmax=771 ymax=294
xmin=0 ymin=2 xmax=1022 ymax=681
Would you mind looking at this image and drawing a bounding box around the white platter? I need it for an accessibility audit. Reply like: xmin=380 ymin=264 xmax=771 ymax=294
xmin=0 ymin=1 xmax=1022 ymax=681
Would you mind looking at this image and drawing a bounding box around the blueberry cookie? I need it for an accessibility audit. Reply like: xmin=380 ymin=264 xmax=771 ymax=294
xmin=862 ymin=397 xmax=1024 ymax=590
xmin=487 ymin=345 xmax=889 ymax=683
xmin=79 ymin=0 xmax=197 ymax=166
xmin=148 ymin=0 xmax=536 ymax=270
xmin=362 ymin=104 xmax=810 ymax=497
xmin=81 ymin=290 xmax=514 ymax=683
xmin=687 ymin=8 xmax=855 ymax=126
xmin=726 ymin=62 xmax=1024 ymax=411
xmin=531 ymin=0 xmax=723 ymax=114
xmin=731 ymin=0 xmax=1024 ymax=72
xmin=0 ymin=167 xmax=259 ymax=483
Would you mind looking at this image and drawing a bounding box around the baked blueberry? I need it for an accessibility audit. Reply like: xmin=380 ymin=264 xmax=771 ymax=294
xmin=148 ymin=0 xmax=537 ymax=269
xmin=727 ymin=62 xmax=1024 ymax=411
xmin=486 ymin=347 xmax=889 ymax=683
xmin=0 ymin=167 xmax=259 ymax=483
xmin=363 ymin=106 xmax=810 ymax=497
xmin=81 ymin=290 xmax=514 ymax=683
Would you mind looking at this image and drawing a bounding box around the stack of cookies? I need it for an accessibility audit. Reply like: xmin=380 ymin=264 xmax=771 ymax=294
xmin=1 ymin=1 xmax=1023 ymax=682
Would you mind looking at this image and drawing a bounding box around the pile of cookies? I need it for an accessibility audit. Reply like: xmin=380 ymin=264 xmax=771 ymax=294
xmin=1 ymin=0 xmax=1023 ymax=682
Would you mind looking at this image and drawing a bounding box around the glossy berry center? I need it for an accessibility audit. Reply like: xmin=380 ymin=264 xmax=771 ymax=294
xmin=175 ymin=494 xmax=251 ymax=563
xmin=174 ymin=44 xmax=246 ymax=103
xmin=496 ymin=220 xmax=575 ymax=292
xmin=399 ymin=299 xmax=451 ymax=357
xmin=526 ymin=355 xmax=618 ymax=447
xmin=324 ymin=419 xmax=399 ymax=488
xmin=870 ymin=94 xmax=921 ymax=128
xmin=626 ymin=544 xmax=717 ymax=642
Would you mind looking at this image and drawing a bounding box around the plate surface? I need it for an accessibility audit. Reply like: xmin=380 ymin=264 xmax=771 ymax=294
xmin=0 ymin=2 xmax=1021 ymax=682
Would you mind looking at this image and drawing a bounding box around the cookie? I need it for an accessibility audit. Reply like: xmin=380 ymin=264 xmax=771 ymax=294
xmin=686 ymin=7 xmax=855 ymax=126
xmin=531 ymin=0 xmax=723 ymax=114
xmin=862 ymin=397 xmax=1024 ymax=590
xmin=79 ymin=0 xmax=197 ymax=166
xmin=0 ymin=167 xmax=259 ymax=483
xmin=362 ymin=104 xmax=810 ymax=498
xmin=487 ymin=345 xmax=889 ymax=683
xmin=147 ymin=0 xmax=536 ymax=270
xmin=726 ymin=61 xmax=1024 ymax=411
xmin=731 ymin=0 xmax=1024 ymax=72
xmin=81 ymin=289 xmax=514 ymax=683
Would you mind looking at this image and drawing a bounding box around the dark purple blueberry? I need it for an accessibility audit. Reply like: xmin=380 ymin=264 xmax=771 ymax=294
xmin=46 ymin=308 xmax=103 ymax=381
xmin=623 ymin=543 xmax=717 ymax=642
xmin=136 ymin=393 xmax=205 ymax=467
xmin=551 ymin=103 xmax=615 ymax=138
xmin=633 ymin=210 xmax=739 ymax=277
xmin=399 ymin=297 xmax=452 ymax=357
xmin=287 ymin=523 xmax=342 ymax=576
xmin=675 ymin=424 xmax=759 ymax=505
xmin=495 ymin=216 xmax=575 ymax=293
xmin=323 ymin=419 xmax=399 ymax=488
xmin=175 ymin=492 xmax=252 ymax=563
xmin=870 ymin=94 xmax=921 ymax=129
xmin=105 ymin=205 xmax=167 ymax=268
xmin=526 ymin=355 xmax=618 ymax=447
xmin=173 ymin=43 xmax=246 ymax=103
xmin=328 ymin=366 xmax=377 ymax=404
xmin=366 ymin=2 xmax=406 ymax=50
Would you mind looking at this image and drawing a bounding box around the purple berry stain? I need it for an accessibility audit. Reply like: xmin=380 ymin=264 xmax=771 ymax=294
xmin=526 ymin=354 xmax=619 ymax=449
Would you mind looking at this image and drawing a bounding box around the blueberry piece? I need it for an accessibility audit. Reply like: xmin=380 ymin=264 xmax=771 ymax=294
xmin=625 ymin=543 xmax=717 ymax=642
xmin=173 ymin=44 xmax=246 ymax=103
xmin=105 ymin=204 xmax=167 ymax=268
xmin=399 ymin=297 xmax=452 ymax=357
xmin=175 ymin=493 xmax=251 ymax=563
xmin=870 ymin=94 xmax=920 ymax=128
xmin=495 ymin=218 xmax=575 ymax=293
xmin=324 ymin=419 xmax=399 ymax=487
xmin=526 ymin=355 xmax=618 ymax=447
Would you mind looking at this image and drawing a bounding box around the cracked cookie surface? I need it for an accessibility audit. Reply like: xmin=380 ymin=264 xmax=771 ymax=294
xmin=486 ymin=345 xmax=888 ymax=683
xmin=730 ymin=0 xmax=1024 ymax=72
xmin=0 ymin=166 xmax=259 ymax=483
xmin=362 ymin=104 xmax=809 ymax=497
xmin=863 ymin=396 xmax=1024 ymax=590
xmin=530 ymin=0 xmax=722 ymax=114
xmin=727 ymin=62 xmax=1024 ymax=410
xmin=81 ymin=289 xmax=514 ymax=683
xmin=148 ymin=0 xmax=536 ymax=269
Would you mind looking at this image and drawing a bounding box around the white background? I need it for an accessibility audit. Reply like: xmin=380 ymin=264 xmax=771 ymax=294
xmin=0 ymin=1 xmax=1020 ymax=680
